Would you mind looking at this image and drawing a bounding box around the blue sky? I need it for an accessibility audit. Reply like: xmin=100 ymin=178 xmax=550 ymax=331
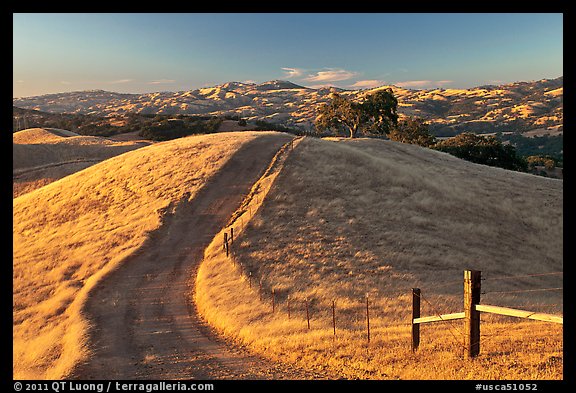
xmin=13 ymin=13 xmax=563 ymax=97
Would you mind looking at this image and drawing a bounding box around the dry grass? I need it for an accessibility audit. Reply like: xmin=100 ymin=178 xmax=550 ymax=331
xmin=13 ymin=161 xmax=100 ymax=198
xmin=195 ymin=136 xmax=563 ymax=379
xmin=13 ymin=128 xmax=151 ymax=197
xmin=12 ymin=128 xmax=80 ymax=144
xmin=13 ymin=131 xmax=281 ymax=379
xmin=13 ymin=128 xmax=149 ymax=171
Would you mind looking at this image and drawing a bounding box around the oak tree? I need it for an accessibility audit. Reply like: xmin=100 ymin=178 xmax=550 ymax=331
xmin=315 ymin=89 xmax=398 ymax=138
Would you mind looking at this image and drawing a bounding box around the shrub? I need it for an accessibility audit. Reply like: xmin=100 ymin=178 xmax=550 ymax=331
xmin=388 ymin=117 xmax=436 ymax=147
xmin=138 ymin=117 xmax=222 ymax=141
xmin=433 ymin=132 xmax=527 ymax=171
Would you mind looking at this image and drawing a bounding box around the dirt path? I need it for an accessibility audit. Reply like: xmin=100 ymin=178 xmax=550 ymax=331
xmin=70 ymin=135 xmax=324 ymax=380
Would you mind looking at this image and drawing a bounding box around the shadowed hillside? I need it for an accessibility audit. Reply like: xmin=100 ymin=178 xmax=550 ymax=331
xmin=196 ymin=136 xmax=563 ymax=379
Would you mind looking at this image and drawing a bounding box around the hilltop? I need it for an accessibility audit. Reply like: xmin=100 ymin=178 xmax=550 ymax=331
xmin=13 ymin=77 xmax=563 ymax=137
xmin=195 ymin=135 xmax=563 ymax=380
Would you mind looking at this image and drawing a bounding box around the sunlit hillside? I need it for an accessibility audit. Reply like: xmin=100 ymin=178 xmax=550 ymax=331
xmin=13 ymin=77 xmax=563 ymax=136
xmin=13 ymin=131 xmax=287 ymax=379
xmin=196 ymin=137 xmax=563 ymax=379
xmin=13 ymin=128 xmax=150 ymax=197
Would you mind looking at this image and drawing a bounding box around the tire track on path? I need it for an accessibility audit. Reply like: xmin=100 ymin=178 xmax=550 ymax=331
xmin=71 ymin=134 xmax=323 ymax=380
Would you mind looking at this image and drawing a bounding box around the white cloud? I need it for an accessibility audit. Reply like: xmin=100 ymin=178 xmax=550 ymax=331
xmin=60 ymin=81 xmax=72 ymax=85
xmin=148 ymin=79 xmax=176 ymax=85
xmin=395 ymin=80 xmax=453 ymax=89
xmin=303 ymin=68 xmax=358 ymax=82
xmin=349 ymin=80 xmax=385 ymax=89
xmin=108 ymin=79 xmax=133 ymax=84
xmin=281 ymin=67 xmax=305 ymax=78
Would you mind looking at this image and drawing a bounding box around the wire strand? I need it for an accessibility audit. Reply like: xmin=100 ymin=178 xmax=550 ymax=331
xmin=483 ymin=287 xmax=563 ymax=295
xmin=483 ymin=272 xmax=563 ymax=282
xmin=417 ymin=292 xmax=465 ymax=339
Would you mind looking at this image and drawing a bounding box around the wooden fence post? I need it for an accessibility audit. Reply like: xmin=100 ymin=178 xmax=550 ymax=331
xmin=412 ymin=288 xmax=421 ymax=352
xmin=464 ymin=270 xmax=481 ymax=358
xmin=287 ymin=295 xmax=291 ymax=319
xmin=248 ymin=272 xmax=252 ymax=288
xmin=272 ymin=288 xmax=276 ymax=313
xmin=223 ymin=232 xmax=230 ymax=257
xmin=230 ymin=227 xmax=234 ymax=245
xmin=332 ymin=300 xmax=336 ymax=337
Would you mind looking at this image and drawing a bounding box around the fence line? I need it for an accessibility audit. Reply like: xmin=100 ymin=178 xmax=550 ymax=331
xmin=218 ymin=199 xmax=562 ymax=358
xmin=412 ymin=294 xmax=466 ymax=354
xmin=411 ymin=270 xmax=563 ymax=359
xmin=414 ymin=291 xmax=466 ymax=347
xmin=483 ymin=287 xmax=562 ymax=295
xmin=482 ymin=271 xmax=563 ymax=281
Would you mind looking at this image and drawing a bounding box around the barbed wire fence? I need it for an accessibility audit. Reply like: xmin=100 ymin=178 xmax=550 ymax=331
xmin=208 ymin=139 xmax=562 ymax=360
xmin=218 ymin=221 xmax=562 ymax=358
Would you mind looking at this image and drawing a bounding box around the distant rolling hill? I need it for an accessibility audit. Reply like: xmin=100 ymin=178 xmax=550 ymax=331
xmin=13 ymin=128 xmax=150 ymax=197
xmin=13 ymin=77 xmax=562 ymax=137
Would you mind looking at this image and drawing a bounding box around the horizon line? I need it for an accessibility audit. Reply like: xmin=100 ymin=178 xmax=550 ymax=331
xmin=12 ymin=75 xmax=563 ymax=99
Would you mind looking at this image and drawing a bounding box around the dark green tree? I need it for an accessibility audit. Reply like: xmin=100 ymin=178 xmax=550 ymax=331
xmin=388 ymin=117 xmax=436 ymax=147
xmin=433 ymin=132 xmax=527 ymax=171
xmin=315 ymin=89 xmax=398 ymax=138
xmin=315 ymin=93 xmax=365 ymax=138
xmin=361 ymin=89 xmax=398 ymax=135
